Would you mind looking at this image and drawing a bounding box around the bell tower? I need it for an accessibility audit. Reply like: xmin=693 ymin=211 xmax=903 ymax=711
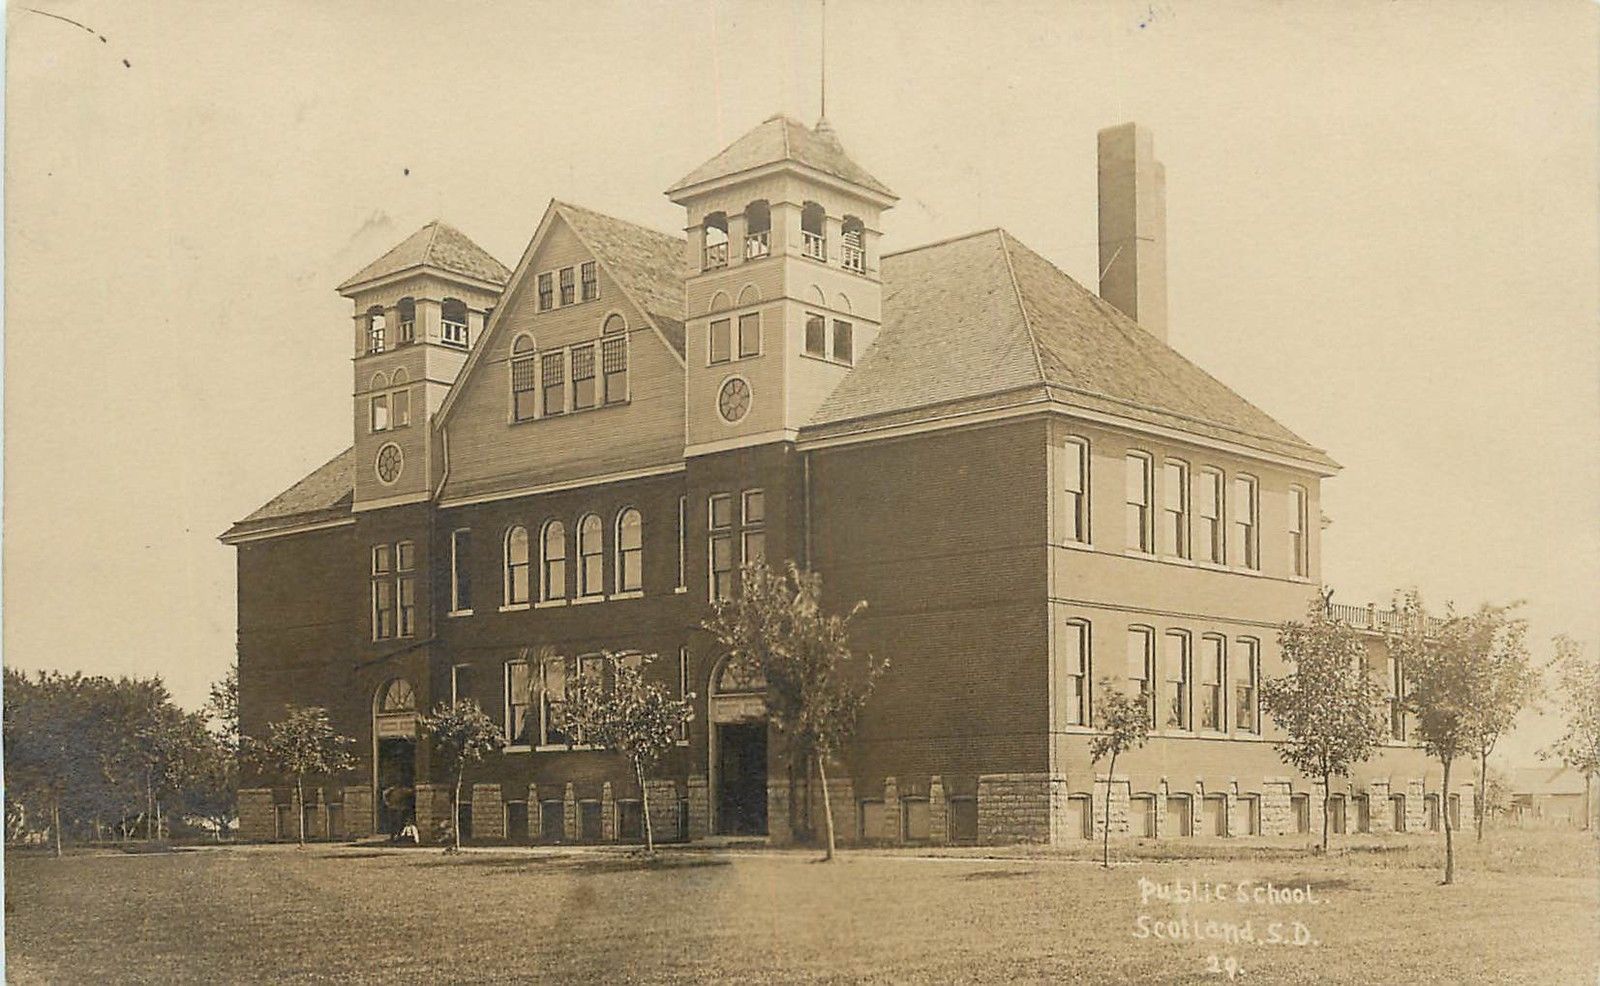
xmin=666 ymin=115 xmax=896 ymax=455
xmin=339 ymin=221 xmax=510 ymax=508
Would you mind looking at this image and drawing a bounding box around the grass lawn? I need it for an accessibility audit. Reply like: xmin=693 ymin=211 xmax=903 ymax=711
xmin=5 ymin=829 xmax=1596 ymax=984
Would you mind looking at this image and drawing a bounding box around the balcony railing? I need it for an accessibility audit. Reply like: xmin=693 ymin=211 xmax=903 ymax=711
xmin=744 ymin=231 xmax=770 ymax=260
xmin=1327 ymin=602 xmax=1443 ymax=634
xmin=801 ymin=231 xmax=826 ymax=261
xmin=841 ymin=243 xmax=866 ymax=274
xmin=398 ymin=320 xmax=415 ymax=345
xmin=703 ymin=242 xmax=728 ymax=270
xmin=441 ymin=319 xmax=469 ymax=349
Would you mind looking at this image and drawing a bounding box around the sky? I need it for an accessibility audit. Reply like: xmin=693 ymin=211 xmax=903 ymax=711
xmin=5 ymin=1 xmax=1596 ymax=760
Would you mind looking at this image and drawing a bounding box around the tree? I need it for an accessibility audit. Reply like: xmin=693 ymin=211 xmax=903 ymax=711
xmin=420 ymin=700 xmax=505 ymax=852
xmin=1542 ymin=636 xmax=1600 ymax=832
xmin=557 ymin=652 xmax=693 ymax=854
xmin=244 ymin=706 xmax=356 ymax=847
xmin=1089 ymin=679 xmax=1150 ymax=868
xmin=206 ymin=662 xmax=240 ymax=756
xmin=1454 ymin=604 xmax=1537 ymax=842
xmin=1390 ymin=590 xmax=1486 ymax=885
xmin=703 ymin=561 xmax=887 ymax=861
xmin=3 ymin=670 xmax=77 ymax=856
xmin=1260 ymin=598 xmax=1387 ymax=853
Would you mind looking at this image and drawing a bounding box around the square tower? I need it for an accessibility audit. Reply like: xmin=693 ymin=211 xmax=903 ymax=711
xmin=667 ymin=116 xmax=896 ymax=455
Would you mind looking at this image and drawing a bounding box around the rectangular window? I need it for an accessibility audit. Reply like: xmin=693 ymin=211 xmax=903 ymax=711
xmin=1126 ymin=627 xmax=1156 ymax=727
xmin=709 ymin=319 xmax=731 ymax=364
xmin=450 ymin=529 xmax=473 ymax=613
xmin=397 ymin=576 xmax=415 ymax=637
xmin=675 ymin=496 xmax=687 ymax=591
xmin=571 ymin=344 xmax=597 ymax=410
xmin=580 ymin=260 xmax=598 ymax=301
xmin=558 ymin=266 xmax=575 ymax=306
xmin=1200 ymin=636 xmax=1225 ymax=732
xmin=1164 ymin=631 xmax=1190 ymax=730
xmin=392 ymin=389 xmax=410 ymax=428
xmin=372 ymin=579 xmax=394 ymax=640
xmin=506 ymin=661 xmax=532 ymax=745
xmin=833 ymin=320 xmax=853 ymax=364
xmin=738 ymin=312 xmax=760 ymax=358
xmin=1235 ymin=639 xmax=1260 ymax=733
xmin=741 ymin=489 xmax=766 ymax=565
xmin=512 ymin=355 xmax=538 ymax=421
xmin=370 ymin=394 xmax=389 ymax=433
xmin=1232 ymin=476 xmax=1258 ymax=569
xmin=1289 ymin=485 xmax=1309 ymax=577
xmin=396 ymin=541 xmax=414 ymax=572
xmin=539 ymin=657 xmax=568 ymax=746
xmin=451 ymin=664 xmax=473 ymax=706
xmin=1196 ymin=468 xmax=1225 ymax=564
xmin=372 ymin=544 xmax=392 ymax=575
xmin=1124 ymin=453 xmax=1152 ymax=553
xmin=541 ymin=352 xmax=566 ymax=415
xmin=1162 ymin=460 xmax=1189 ymax=558
xmin=677 ymin=646 xmax=690 ymax=741
xmin=1063 ymin=619 xmax=1090 ymax=726
xmin=537 ymin=272 xmax=554 ymax=311
xmin=805 ymin=313 xmax=826 ymax=356
xmin=602 ymin=336 xmax=628 ymax=405
xmin=709 ymin=493 xmax=734 ymax=600
xmin=1063 ymin=437 xmax=1089 ymax=544
xmin=1388 ymin=655 xmax=1406 ymax=741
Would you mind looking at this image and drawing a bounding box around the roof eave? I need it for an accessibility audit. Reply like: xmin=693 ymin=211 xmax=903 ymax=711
xmin=666 ymin=160 xmax=897 ymax=207
xmin=337 ymin=263 xmax=508 ymax=298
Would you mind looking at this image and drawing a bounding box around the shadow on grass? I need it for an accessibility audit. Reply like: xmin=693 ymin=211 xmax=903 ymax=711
xmin=963 ymin=869 xmax=1041 ymax=881
xmin=413 ymin=853 xmax=733 ymax=876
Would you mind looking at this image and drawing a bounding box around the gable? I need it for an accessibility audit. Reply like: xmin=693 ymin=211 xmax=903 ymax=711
xmin=436 ymin=211 xmax=687 ymax=504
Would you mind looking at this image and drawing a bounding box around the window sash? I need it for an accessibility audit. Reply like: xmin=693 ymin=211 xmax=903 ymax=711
xmin=541 ymin=524 xmax=567 ymax=602
xmin=1064 ymin=621 xmax=1089 ymax=726
xmin=537 ymin=273 xmax=554 ymax=310
xmin=832 ymin=320 xmax=853 ymax=364
xmin=580 ymin=261 xmax=597 ymax=301
xmin=578 ymin=519 xmax=603 ymax=597
xmin=602 ymin=337 xmax=628 ymax=405
xmin=372 ymin=580 xmax=395 ymax=639
xmin=370 ymin=395 xmax=389 ymax=432
xmin=451 ymin=530 xmax=472 ymax=612
xmin=559 ymin=267 xmax=575 ymax=305
xmin=1125 ymin=454 xmax=1151 ymax=552
xmin=710 ymin=533 xmax=733 ymax=600
xmin=571 ymin=345 xmax=597 ymax=411
xmin=737 ymin=313 xmax=760 ymax=358
xmin=709 ymin=319 xmax=731 ymax=364
xmin=1232 ymin=477 xmax=1258 ymax=569
xmin=397 ymin=577 xmax=415 ymax=637
xmin=1164 ymin=633 xmax=1190 ymax=730
xmin=541 ymin=353 xmax=566 ymax=415
xmin=675 ymin=496 xmax=687 ymax=590
xmin=1162 ymin=461 xmax=1188 ymax=558
xmin=804 ymin=313 xmax=826 ymax=356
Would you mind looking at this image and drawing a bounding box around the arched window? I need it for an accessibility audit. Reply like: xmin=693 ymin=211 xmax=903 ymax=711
xmin=841 ymin=215 xmax=866 ymax=273
xmin=540 ymin=520 xmax=566 ymax=602
xmin=396 ymin=297 xmax=416 ymax=344
xmin=504 ymin=526 xmax=530 ymax=606
xmin=366 ymin=306 xmax=387 ymax=354
xmin=743 ymin=200 xmax=771 ymax=259
xmin=801 ymin=202 xmax=826 ymax=261
xmin=703 ymin=212 xmax=729 ymax=270
xmin=390 ymin=367 xmax=408 ymax=385
xmin=370 ymin=371 xmax=390 ymax=391
xmin=601 ymin=316 xmax=628 ymax=405
xmin=577 ymin=514 xmax=604 ymax=598
xmin=712 ymin=653 xmax=767 ymax=695
xmin=511 ymin=334 xmax=538 ymax=422
xmin=441 ymin=298 xmax=469 ymax=349
xmin=615 ymin=508 xmax=643 ymax=593
xmin=377 ymin=678 xmax=416 ymax=714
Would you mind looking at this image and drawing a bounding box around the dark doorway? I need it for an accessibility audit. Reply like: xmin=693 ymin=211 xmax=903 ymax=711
xmin=716 ymin=722 xmax=768 ymax=835
xmin=540 ymin=801 xmax=565 ymax=843
xmin=505 ymin=802 xmax=529 ymax=843
xmin=376 ymin=738 xmax=416 ymax=836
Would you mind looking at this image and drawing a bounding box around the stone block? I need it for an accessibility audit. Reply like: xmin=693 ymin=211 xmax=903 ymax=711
xmin=472 ymin=784 xmax=504 ymax=841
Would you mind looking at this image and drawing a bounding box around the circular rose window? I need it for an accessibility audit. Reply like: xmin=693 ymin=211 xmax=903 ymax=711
xmin=717 ymin=377 xmax=751 ymax=424
xmin=375 ymin=443 xmax=403 ymax=484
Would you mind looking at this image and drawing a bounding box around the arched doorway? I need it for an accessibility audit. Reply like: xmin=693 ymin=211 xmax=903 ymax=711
xmin=373 ymin=678 xmax=418 ymax=837
xmin=709 ymin=655 xmax=767 ymax=836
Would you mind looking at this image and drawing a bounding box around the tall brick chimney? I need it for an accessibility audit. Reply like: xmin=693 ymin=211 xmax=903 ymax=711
xmin=1097 ymin=123 xmax=1168 ymax=342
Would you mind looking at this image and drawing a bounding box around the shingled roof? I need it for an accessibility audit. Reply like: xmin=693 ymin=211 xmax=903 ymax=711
xmin=223 ymin=446 xmax=354 ymax=540
xmin=554 ymin=202 xmax=687 ymax=356
xmin=667 ymin=115 xmax=893 ymax=199
xmin=807 ymin=229 xmax=1335 ymax=467
xmin=338 ymin=221 xmax=511 ymax=292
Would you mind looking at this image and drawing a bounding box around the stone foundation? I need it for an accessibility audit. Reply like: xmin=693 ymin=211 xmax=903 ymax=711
xmin=563 ymin=783 xmax=577 ymax=842
xmin=644 ymin=779 xmax=680 ymax=843
xmin=687 ymin=775 xmax=710 ymax=839
xmin=238 ymin=788 xmax=276 ymax=842
xmin=414 ymin=784 xmax=453 ymax=844
xmin=525 ymin=784 xmax=541 ymax=841
xmin=767 ymin=781 xmax=794 ymax=845
xmin=1091 ymin=776 xmax=1131 ymax=839
xmin=880 ymin=777 xmax=901 ymax=843
xmin=602 ymin=783 xmax=616 ymax=842
xmin=1366 ymin=779 xmax=1392 ymax=834
xmin=1405 ymin=778 xmax=1426 ymax=832
xmin=344 ymin=786 xmax=373 ymax=839
xmin=472 ymin=784 xmax=504 ymax=841
xmin=929 ymin=776 xmax=948 ymax=845
xmin=978 ymin=773 xmax=1060 ymax=844
xmin=1261 ymin=778 xmax=1293 ymax=836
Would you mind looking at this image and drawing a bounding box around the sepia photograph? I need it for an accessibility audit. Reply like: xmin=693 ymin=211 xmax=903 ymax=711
xmin=3 ymin=1 xmax=1597 ymax=982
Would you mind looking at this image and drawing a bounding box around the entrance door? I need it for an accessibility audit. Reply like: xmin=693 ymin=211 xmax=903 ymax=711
xmin=376 ymin=738 xmax=416 ymax=836
xmin=716 ymin=722 xmax=768 ymax=835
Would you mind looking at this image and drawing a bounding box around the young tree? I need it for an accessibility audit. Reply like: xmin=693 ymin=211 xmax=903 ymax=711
xmin=1390 ymin=590 xmax=1483 ymax=885
xmin=420 ymin=700 xmax=505 ymax=852
xmin=1260 ymin=599 xmax=1387 ymax=853
xmin=1089 ymin=680 xmax=1150 ymax=868
xmin=703 ymin=561 xmax=887 ymax=861
xmin=1541 ymin=636 xmax=1600 ymax=832
xmin=1456 ymin=604 xmax=1538 ymax=841
xmin=557 ymin=652 xmax=693 ymax=854
xmin=244 ymin=706 xmax=356 ymax=847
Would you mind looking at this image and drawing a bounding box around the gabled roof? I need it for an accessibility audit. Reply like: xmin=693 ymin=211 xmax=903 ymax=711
xmin=807 ymin=229 xmax=1336 ymax=468
xmin=337 ymin=221 xmax=511 ymax=293
xmin=222 ymin=447 xmax=353 ymax=540
xmin=552 ymin=202 xmax=687 ymax=356
xmin=667 ymin=115 xmax=894 ymax=199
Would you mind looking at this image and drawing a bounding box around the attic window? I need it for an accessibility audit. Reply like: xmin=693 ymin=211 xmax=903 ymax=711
xmin=559 ymin=267 xmax=576 ymax=306
xmin=538 ymin=272 xmax=554 ymax=311
xmin=581 ymin=261 xmax=598 ymax=302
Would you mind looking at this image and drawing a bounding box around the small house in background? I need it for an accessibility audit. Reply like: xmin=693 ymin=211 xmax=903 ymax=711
xmin=1506 ymin=766 xmax=1597 ymax=829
